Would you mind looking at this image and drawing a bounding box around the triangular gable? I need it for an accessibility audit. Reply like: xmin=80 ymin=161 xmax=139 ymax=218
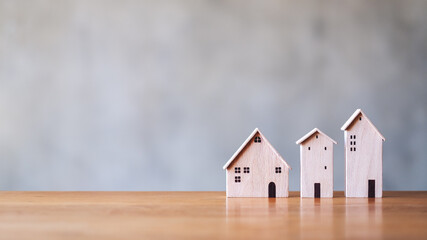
xmin=296 ymin=128 xmax=337 ymax=145
xmin=223 ymin=128 xmax=291 ymax=170
xmin=341 ymin=109 xmax=385 ymax=141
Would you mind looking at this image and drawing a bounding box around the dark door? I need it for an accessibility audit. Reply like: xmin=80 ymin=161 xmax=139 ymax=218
xmin=268 ymin=182 xmax=276 ymax=198
xmin=368 ymin=180 xmax=375 ymax=198
xmin=314 ymin=183 xmax=321 ymax=198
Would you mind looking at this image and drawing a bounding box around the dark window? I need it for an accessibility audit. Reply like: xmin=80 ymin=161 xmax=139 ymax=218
xmin=354 ymin=147 xmax=356 ymax=151
xmin=359 ymin=117 xmax=362 ymax=121
xmin=350 ymin=147 xmax=353 ymax=151
xmin=350 ymin=141 xmax=353 ymax=145
xmin=354 ymin=135 xmax=356 ymax=139
xmin=324 ymin=166 xmax=327 ymax=170
xmin=275 ymin=167 xmax=281 ymax=173
xmin=234 ymin=167 xmax=240 ymax=173
xmin=235 ymin=176 xmax=241 ymax=183
xmin=243 ymin=167 xmax=250 ymax=173
xmin=350 ymin=135 xmax=353 ymax=139
xmin=354 ymin=141 xmax=356 ymax=145
xmin=324 ymin=147 xmax=327 ymax=150
xmin=254 ymin=136 xmax=261 ymax=143
xmin=316 ymin=135 xmax=318 ymax=139
xmin=308 ymin=147 xmax=311 ymax=150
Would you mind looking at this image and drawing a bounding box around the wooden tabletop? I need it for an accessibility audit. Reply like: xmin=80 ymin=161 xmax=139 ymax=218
xmin=0 ymin=191 xmax=426 ymax=240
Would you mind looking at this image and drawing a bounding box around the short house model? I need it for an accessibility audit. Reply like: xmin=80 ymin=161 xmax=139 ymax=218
xmin=341 ymin=109 xmax=385 ymax=198
xmin=296 ymin=128 xmax=337 ymax=198
xmin=223 ymin=128 xmax=291 ymax=198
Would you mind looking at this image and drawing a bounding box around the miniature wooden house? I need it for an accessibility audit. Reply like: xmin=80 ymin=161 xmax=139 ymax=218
xmin=223 ymin=128 xmax=291 ymax=198
xmin=341 ymin=109 xmax=385 ymax=198
xmin=296 ymin=128 xmax=337 ymax=198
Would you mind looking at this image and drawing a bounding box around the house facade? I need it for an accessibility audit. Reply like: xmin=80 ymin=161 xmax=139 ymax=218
xmin=296 ymin=128 xmax=336 ymax=198
xmin=223 ymin=128 xmax=291 ymax=197
xmin=341 ymin=109 xmax=385 ymax=198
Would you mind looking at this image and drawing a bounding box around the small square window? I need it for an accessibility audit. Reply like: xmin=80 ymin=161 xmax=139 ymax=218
xmin=275 ymin=167 xmax=281 ymax=173
xmin=316 ymin=135 xmax=318 ymax=139
xmin=243 ymin=167 xmax=250 ymax=173
xmin=235 ymin=167 xmax=241 ymax=173
xmin=254 ymin=136 xmax=261 ymax=143
xmin=235 ymin=176 xmax=241 ymax=183
xmin=359 ymin=117 xmax=362 ymax=121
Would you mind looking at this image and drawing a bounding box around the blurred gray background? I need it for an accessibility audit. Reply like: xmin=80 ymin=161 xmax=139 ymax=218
xmin=0 ymin=0 xmax=426 ymax=191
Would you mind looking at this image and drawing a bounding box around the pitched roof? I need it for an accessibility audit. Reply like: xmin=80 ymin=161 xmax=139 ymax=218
xmin=295 ymin=128 xmax=337 ymax=145
xmin=341 ymin=109 xmax=385 ymax=141
xmin=223 ymin=128 xmax=291 ymax=170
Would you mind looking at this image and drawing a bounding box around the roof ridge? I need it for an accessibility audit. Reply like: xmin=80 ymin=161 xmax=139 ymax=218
xmin=296 ymin=128 xmax=337 ymax=145
xmin=223 ymin=128 xmax=291 ymax=170
xmin=341 ymin=109 xmax=385 ymax=141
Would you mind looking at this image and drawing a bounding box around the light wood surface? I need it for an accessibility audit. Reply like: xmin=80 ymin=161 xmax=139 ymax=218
xmin=297 ymin=128 xmax=336 ymax=198
xmin=342 ymin=109 xmax=384 ymax=197
xmin=0 ymin=191 xmax=426 ymax=240
xmin=225 ymin=128 xmax=290 ymax=197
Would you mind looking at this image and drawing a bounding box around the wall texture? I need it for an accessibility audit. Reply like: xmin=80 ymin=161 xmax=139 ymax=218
xmin=0 ymin=0 xmax=426 ymax=190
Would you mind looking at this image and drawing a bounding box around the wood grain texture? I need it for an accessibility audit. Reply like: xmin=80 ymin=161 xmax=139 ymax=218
xmin=226 ymin=130 xmax=290 ymax=197
xmin=0 ymin=191 xmax=426 ymax=240
xmin=298 ymin=129 xmax=335 ymax=198
xmin=343 ymin=111 xmax=384 ymax=198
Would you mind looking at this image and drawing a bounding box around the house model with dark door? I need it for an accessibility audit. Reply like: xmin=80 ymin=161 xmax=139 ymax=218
xmin=341 ymin=109 xmax=385 ymax=198
xmin=223 ymin=128 xmax=291 ymax=198
xmin=296 ymin=128 xmax=337 ymax=198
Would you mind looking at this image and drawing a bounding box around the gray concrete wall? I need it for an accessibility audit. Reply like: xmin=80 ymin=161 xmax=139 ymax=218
xmin=0 ymin=0 xmax=426 ymax=190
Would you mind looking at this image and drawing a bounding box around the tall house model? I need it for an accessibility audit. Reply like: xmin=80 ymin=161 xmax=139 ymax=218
xmin=296 ymin=128 xmax=337 ymax=198
xmin=341 ymin=109 xmax=385 ymax=198
xmin=223 ymin=128 xmax=291 ymax=198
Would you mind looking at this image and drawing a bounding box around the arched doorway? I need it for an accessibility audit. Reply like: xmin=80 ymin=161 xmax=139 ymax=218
xmin=268 ymin=182 xmax=276 ymax=198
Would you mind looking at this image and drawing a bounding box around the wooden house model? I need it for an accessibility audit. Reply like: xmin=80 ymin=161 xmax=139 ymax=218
xmin=296 ymin=128 xmax=337 ymax=198
xmin=223 ymin=128 xmax=291 ymax=198
xmin=341 ymin=109 xmax=385 ymax=198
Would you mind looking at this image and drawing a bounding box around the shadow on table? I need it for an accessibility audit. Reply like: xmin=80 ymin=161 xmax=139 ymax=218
xmin=225 ymin=197 xmax=288 ymax=218
xmin=344 ymin=198 xmax=384 ymax=239
xmin=298 ymin=197 xmax=383 ymax=239
xmin=224 ymin=195 xmax=384 ymax=239
xmin=299 ymin=197 xmax=335 ymax=238
xmin=224 ymin=197 xmax=294 ymax=238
